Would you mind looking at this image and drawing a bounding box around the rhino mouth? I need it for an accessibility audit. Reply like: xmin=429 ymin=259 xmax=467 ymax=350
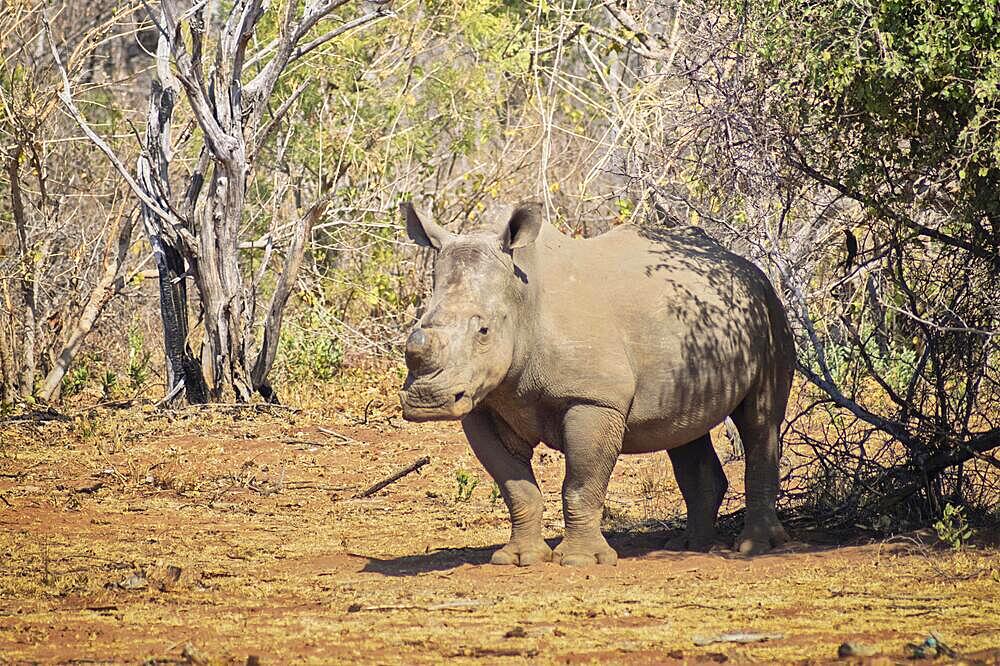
xmin=399 ymin=372 xmax=475 ymax=422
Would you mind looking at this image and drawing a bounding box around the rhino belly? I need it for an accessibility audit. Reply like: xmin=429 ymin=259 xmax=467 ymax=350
xmin=620 ymin=364 xmax=752 ymax=454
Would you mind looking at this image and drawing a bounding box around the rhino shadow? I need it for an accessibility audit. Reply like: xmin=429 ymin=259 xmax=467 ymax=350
xmin=359 ymin=520 xmax=849 ymax=578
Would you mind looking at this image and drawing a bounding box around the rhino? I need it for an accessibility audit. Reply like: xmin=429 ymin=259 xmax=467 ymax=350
xmin=399 ymin=201 xmax=794 ymax=566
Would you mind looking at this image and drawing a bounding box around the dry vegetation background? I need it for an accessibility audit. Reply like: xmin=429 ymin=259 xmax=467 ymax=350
xmin=2 ymin=0 xmax=999 ymax=662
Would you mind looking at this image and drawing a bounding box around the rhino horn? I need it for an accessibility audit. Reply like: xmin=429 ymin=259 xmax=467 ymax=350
xmin=405 ymin=328 xmax=443 ymax=374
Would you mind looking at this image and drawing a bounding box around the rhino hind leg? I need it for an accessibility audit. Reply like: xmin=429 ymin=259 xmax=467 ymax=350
xmin=730 ymin=383 xmax=790 ymax=556
xmin=666 ymin=434 xmax=728 ymax=552
xmin=462 ymin=409 xmax=552 ymax=566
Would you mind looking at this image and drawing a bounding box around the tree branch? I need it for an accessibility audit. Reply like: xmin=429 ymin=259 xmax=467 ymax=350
xmin=46 ymin=22 xmax=197 ymax=255
xmin=601 ymin=0 xmax=671 ymax=60
xmin=250 ymin=191 xmax=332 ymax=394
xmin=788 ymin=145 xmax=1000 ymax=267
xmin=288 ymin=8 xmax=392 ymax=65
xmin=39 ymin=212 xmax=137 ymax=401
xmin=251 ymin=78 xmax=311 ymax=163
xmin=876 ymin=427 xmax=1000 ymax=511
xmin=795 ymin=361 xmax=914 ymax=447
xmin=152 ymin=0 xmax=238 ymax=160
xmin=244 ymin=0 xmax=363 ymax=107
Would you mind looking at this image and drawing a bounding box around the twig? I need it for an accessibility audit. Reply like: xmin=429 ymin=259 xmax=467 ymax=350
xmin=347 ymin=599 xmax=486 ymax=613
xmin=249 ymin=480 xmax=350 ymax=494
xmin=880 ymin=301 xmax=997 ymax=336
xmin=253 ymin=79 xmax=311 ymax=162
xmin=288 ymin=9 xmax=393 ymax=64
xmin=0 ymin=494 xmax=12 ymax=508
xmin=456 ymin=647 xmax=539 ymax=659
xmin=530 ymin=22 xmax=583 ymax=59
xmin=355 ymin=456 xmax=431 ymax=498
xmin=317 ymin=426 xmax=354 ymax=442
xmin=158 ymin=403 xmax=303 ymax=415
xmin=70 ymin=399 xmax=135 ymax=413
xmin=282 ymin=481 xmax=350 ymax=491
xmin=0 ymin=407 xmax=71 ymax=424
xmin=282 ymin=439 xmax=326 ymax=448
xmin=693 ymin=632 xmax=784 ymax=646
xmin=359 ymin=398 xmax=375 ymax=425
xmin=965 ymin=445 xmax=1000 ymax=471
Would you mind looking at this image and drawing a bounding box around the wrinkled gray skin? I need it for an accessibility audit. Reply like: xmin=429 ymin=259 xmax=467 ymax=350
xmin=399 ymin=201 xmax=794 ymax=566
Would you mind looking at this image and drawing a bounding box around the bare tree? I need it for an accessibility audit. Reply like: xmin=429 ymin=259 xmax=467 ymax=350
xmin=53 ymin=0 xmax=391 ymax=403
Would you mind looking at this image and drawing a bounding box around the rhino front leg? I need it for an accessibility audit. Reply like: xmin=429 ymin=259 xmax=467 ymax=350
xmin=554 ymin=404 xmax=624 ymax=566
xmin=462 ymin=408 xmax=551 ymax=566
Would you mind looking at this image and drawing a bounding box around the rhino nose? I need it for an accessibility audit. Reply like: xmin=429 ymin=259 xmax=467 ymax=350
xmin=405 ymin=328 xmax=440 ymax=374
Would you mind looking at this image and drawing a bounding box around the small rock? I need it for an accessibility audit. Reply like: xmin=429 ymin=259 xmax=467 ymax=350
xmin=838 ymin=642 xmax=878 ymax=658
xmin=117 ymin=572 xmax=148 ymax=590
xmin=155 ymin=565 xmax=183 ymax=591
xmin=504 ymin=626 xmax=527 ymax=639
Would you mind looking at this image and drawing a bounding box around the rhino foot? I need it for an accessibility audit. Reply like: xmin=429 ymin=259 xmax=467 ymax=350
xmin=490 ymin=540 xmax=552 ymax=566
xmin=735 ymin=518 xmax=789 ymax=556
xmin=552 ymin=537 xmax=618 ymax=566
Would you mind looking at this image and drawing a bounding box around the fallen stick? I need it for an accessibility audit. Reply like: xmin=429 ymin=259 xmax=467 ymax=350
xmin=355 ymin=456 xmax=431 ymax=498
xmin=317 ymin=427 xmax=354 ymax=442
xmin=693 ymin=632 xmax=784 ymax=646
xmin=282 ymin=438 xmax=326 ymax=448
xmin=458 ymin=647 xmax=539 ymax=659
xmin=0 ymin=407 xmax=71 ymax=424
xmin=348 ymin=599 xmax=486 ymax=613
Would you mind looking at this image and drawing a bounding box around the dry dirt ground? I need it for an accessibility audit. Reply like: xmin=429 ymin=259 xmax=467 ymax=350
xmin=2 ymin=381 xmax=999 ymax=665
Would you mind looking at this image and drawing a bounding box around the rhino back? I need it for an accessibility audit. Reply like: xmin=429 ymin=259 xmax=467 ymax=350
xmin=522 ymin=224 xmax=784 ymax=448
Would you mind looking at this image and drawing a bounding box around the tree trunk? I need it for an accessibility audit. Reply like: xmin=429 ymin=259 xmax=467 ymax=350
xmin=153 ymin=240 xmax=209 ymax=404
xmin=195 ymin=159 xmax=253 ymax=402
xmin=139 ymin=55 xmax=208 ymax=405
xmin=250 ymin=194 xmax=330 ymax=402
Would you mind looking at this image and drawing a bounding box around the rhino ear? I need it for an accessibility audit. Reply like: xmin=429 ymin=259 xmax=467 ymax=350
xmin=501 ymin=202 xmax=544 ymax=252
xmin=401 ymin=201 xmax=450 ymax=250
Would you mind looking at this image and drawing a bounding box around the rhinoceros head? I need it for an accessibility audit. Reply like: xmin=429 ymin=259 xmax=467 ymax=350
xmin=398 ymin=201 xmax=543 ymax=421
